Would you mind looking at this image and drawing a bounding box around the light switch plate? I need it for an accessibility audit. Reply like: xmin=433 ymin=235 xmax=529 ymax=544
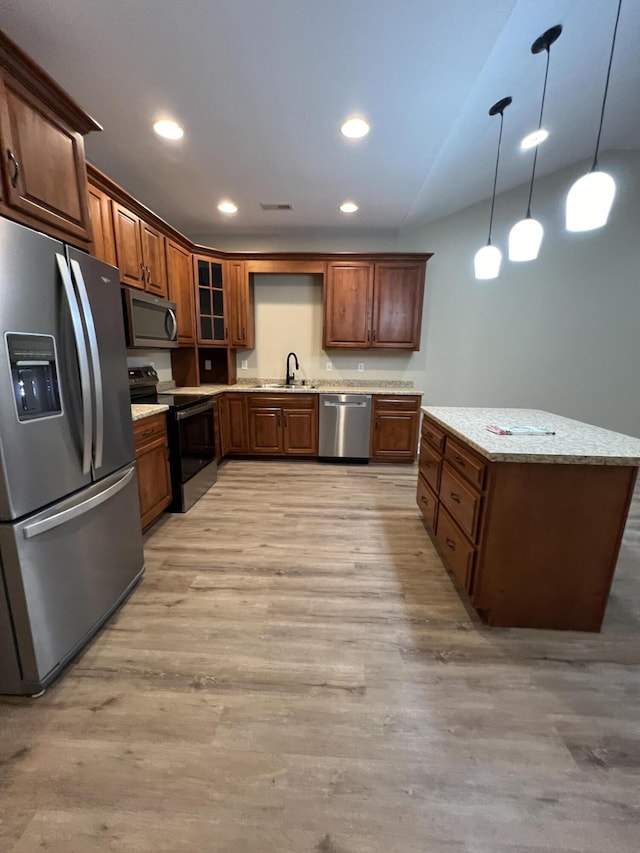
xmin=205 ymin=359 xmax=212 ymax=370
xmin=357 ymin=363 xmax=364 ymax=372
xmin=326 ymin=361 xmax=333 ymax=371
xmin=241 ymin=360 xmax=248 ymax=369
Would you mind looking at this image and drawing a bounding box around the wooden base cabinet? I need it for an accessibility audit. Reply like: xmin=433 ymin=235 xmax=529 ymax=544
xmin=247 ymin=395 xmax=318 ymax=456
xmin=370 ymin=395 xmax=421 ymax=461
xmin=417 ymin=413 xmax=638 ymax=632
xmin=219 ymin=393 xmax=249 ymax=455
xmin=133 ymin=414 xmax=171 ymax=532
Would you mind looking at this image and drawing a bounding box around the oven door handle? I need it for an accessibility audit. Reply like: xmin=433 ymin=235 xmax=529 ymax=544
xmin=174 ymin=400 xmax=213 ymax=420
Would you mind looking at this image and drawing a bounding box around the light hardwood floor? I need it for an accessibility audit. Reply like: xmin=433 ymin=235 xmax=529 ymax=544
xmin=1 ymin=460 xmax=639 ymax=852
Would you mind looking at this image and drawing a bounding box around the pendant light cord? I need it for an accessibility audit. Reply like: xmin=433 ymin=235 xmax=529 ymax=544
xmin=487 ymin=110 xmax=505 ymax=244
xmin=592 ymin=0 xmax=623 ymax=170
xmin=526 ymin=46 xmax=552 ymax=216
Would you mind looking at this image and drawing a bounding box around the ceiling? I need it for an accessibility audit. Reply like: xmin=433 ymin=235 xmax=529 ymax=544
xmin=2 ymin=0 xmax=639 ymax=240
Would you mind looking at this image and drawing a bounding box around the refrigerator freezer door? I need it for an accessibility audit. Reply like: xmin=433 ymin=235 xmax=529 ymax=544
xmin=0 ymin=218 xmax=92 ymax=520
xmin=67 ymin=248 xmax=135 ymax=479
xmin=0 ymin=464 xmax=144 ymax=693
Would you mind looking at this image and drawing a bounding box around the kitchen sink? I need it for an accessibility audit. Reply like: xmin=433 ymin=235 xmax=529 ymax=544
xmin=254 ymin=383 xmax=316 ymax=390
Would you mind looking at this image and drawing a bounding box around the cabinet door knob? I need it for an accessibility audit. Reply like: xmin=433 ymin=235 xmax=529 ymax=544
xmin=450 ymin=492 xmax=461 ymax=503
xmin=445 ymin=538 xmax=456 ymax=550
xmin=6 ymin=149 xmax=20 ymax=188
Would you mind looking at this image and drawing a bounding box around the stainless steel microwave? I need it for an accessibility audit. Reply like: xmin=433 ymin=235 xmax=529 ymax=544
xmin=122 ymin=287 xmax=178 ymax=349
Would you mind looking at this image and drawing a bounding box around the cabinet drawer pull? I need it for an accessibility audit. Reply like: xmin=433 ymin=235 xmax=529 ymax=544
xmin=7 ymin=149 xmax=20 ymax=188
xmin=450 ymin=492 xmax=461 ymax=503
xmin=140 ymin=428 xmax=155 ymax=437
xmin=454 ymin=455 xmax=465 ymax=466
xmin=445 ymin=538 xmax=456 ymax=550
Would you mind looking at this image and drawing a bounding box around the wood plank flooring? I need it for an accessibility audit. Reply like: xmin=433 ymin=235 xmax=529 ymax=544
xmin=1 ymin=459 xmax=639 ymax=852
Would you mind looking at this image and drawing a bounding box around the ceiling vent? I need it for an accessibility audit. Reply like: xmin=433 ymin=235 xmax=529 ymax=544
xmin=260 ymin=203 xmax=294 ymax=211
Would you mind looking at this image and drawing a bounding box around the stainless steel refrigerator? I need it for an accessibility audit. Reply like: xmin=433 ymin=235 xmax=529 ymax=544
xmin=0 ymin=217 xmax=145 ymax=696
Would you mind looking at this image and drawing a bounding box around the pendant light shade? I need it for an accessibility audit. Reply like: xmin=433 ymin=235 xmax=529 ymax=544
xmin=474 ymin=244 xmax=502 ymax=279
xmin=508 ymin=217 xmax=544 ymax=262
xmin=473 ymin=96 xmax=512 ymax=281
xmin=566 ymin=171 xmax=616 ymax=232
xmin=508 ymin=25 xmax=562 ymax=263
xmin=565 ymin=0 xmax=622 ymax=233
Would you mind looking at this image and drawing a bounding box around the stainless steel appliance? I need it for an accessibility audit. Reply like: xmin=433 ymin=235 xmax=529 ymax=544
xmin=122 ymin=287 xmax=178 ymax=349
xmin=318 ymin=393 xmax=372 ymax=460
xmin=129 ymin=367 xmax=217 ymax=512
xmin=0 ymin=218 xmax=145 ymax=696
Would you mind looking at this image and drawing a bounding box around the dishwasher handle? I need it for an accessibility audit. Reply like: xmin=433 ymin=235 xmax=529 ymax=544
xmin=323 ymin=400 xmax=368 ymax=408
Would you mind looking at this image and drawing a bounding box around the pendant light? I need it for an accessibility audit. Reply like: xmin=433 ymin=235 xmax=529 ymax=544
xmin=474 ymin=96 xmax=512 ymax=280
xmin=566 ymin=0 xmax=622 ymax=232
xmin=509 ymin=25 xmax=562 ymax=262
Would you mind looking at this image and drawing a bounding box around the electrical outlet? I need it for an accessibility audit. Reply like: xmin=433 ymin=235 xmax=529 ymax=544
xmin=241 ymin=360 xmax=248 ymax=369
xmin=326 ymin=361 xmax=333 ymax=372
xmin=357 ymin=363 xmax=364 ymax=372
xmin=205 ymin=359 xmax=212 ymax=370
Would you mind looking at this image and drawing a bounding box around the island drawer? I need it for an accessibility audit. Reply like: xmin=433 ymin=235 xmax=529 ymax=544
xmin=421 ymin=417 xmax=445 ymax=452
xmin=419 ymin=442 xmax=442 ymax=492
xmin=416 ymin=473 xmax=438 ymax=531
xmin=436 ymin=506 xmax=475 ymax=593
xmin=444 ymin=438 xmax=486 ymax=490
xmin=440 ymin=462 xmax=482 ymax=542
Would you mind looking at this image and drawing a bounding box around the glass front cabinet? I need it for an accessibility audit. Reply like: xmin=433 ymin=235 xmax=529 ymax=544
xmin=195 ymin=255 xmax=227 ymax=345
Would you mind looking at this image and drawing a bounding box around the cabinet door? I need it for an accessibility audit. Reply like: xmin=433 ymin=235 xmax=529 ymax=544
xmin=248 ymin=408 xmax=283 ymax=454
xmin=135 ymin=435 xmax=171 ymax=531
xmin=371 ymin=412 xmax=419 ymax=460
xmin=372 ymin=262 xmax=424 ymax=349
xmin=166 ymin=240 xmax=195 ymax=344
xmin=283 ymin=408 xmax=317 ymax=455
xmin=323 ymin=262 xmax=374 ymax=348
xmin=220 ymin=394 xmax=248 ymax=453
xmin=112 ymin=201 xmax=144 ymax=289
xmin=0 ymin=71 xmax=91 ymax=243
xmin=195 ymin=256 xmax=227 ymax=344
xmin=87 ymin=184 xmax=116 ymax=266
xmin=141 ymin=220 xmax=168 ymax=297
xmin=228 ymin=260 xmax=253 ymax=349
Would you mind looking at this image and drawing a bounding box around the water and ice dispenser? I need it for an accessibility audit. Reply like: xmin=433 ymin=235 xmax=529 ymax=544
xmin=7 ymin=333 xmax=61 ymax=421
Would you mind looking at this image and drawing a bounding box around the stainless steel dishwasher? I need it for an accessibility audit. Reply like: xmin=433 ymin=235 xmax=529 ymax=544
xmin=318 ymin=393 xmax=372 ymax=460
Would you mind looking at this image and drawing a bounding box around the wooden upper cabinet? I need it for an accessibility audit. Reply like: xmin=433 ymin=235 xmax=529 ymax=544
xmin=195 ymin=255 xmax=227 ymax=345
xmin=323 ymin=262 xmax=374 ymax=348
xmin=112 ymin=200 xmax=167 ymax=296
xmin=372 ymin=262 xmax=424 ymax=349
xmin=166 ymin=239 xmax=195 ymax=344
xmin=227 ymin=260 xmax=254 ymax=349
xmin=0 ymin=70 xmax=92 ymax=244
xmin=112 ymin=201 xmax=144 ymax=289
xmin=87 ymin=183 xmax=116 ymax=266
xmin=140 ymin=220 xmax=167 ymax=297
xmin=324 ymin=259 xmax=425 ymax=350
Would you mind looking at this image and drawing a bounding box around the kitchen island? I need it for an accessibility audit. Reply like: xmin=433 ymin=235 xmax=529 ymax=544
xmin=417 ymin=407 xmax=640 ymax=631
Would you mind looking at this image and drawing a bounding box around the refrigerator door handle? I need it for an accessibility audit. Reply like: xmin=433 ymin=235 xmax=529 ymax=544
xmin=56 ymin=254 xmax=92 ymax=475
xmin=22 ymin=467 xmax=136 ymax=540
xmin=70 ymin=259 xmax=104 ymax=470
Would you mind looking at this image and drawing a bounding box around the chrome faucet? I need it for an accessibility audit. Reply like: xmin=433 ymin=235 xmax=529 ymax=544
xmin=285 ymin=352 xmax=299 ymax=386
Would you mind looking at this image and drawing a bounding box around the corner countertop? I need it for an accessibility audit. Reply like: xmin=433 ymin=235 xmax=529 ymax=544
xmin=422 ymin=406 xmax=640 ymax=466
xmin=131 ymin=403 xmax=169 ymax=421
xmin=171 ymin=384 xmax=423 ymax=397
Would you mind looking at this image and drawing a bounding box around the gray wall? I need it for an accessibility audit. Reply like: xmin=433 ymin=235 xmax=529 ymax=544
xmin=192 ymin=150 xmax=640 ymax=437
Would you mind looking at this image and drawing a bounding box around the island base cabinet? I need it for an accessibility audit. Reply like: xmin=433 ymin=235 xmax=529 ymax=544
xmin=473 ymin=461 xmax=637 ymax=632
xmin=133 ymin=415 xmax=171 ymax=532
xmin=417 ymin=413 xmax=638 ymax=632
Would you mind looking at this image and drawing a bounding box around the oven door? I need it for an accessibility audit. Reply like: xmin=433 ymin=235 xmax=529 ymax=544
xmin=174 ymin=400 xmax=216 ymax=482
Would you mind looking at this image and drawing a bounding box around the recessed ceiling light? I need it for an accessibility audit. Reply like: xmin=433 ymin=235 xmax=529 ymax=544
xmin=340 ymin=117 xmax=370 ymax=139
xmin=520 ymin=128 xmax=549 ymax=150
xmin=153 ymin=119 xmax=184 ymax=140
xmin=340 ymin=201 xmax=358 ymax=214
xmin=218 ymin=201 xmax=238 ymax=215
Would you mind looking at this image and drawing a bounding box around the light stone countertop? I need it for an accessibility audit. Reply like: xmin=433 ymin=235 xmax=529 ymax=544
xmin=171 ymin=384 xmax=423 ymax=396
xmin=422 ymin=406 xmax=640 ymax=465
xmin=131 ymin=403 xmax=169 ymax=421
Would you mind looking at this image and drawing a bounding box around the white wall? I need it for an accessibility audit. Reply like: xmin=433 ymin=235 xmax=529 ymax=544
xmin=193 ymin=150 xmax=640 ymax=437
